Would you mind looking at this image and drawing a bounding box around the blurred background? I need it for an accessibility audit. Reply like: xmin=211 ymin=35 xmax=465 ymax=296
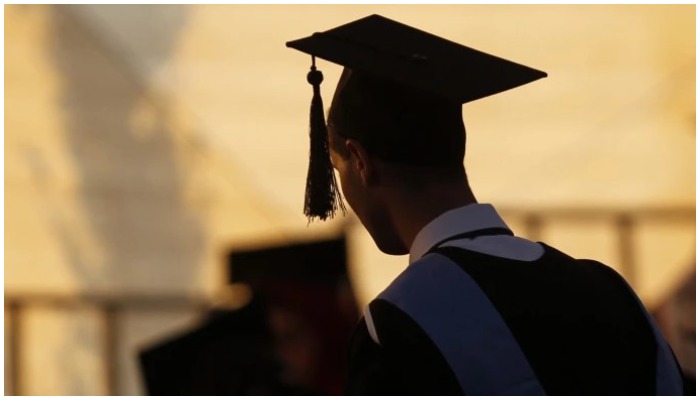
xmin=4 ymin=4 xmax=695 ymax=395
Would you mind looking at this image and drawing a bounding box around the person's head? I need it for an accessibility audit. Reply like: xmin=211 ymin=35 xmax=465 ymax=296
xmin=286 ymin=14 xmax=547 ymax=246
xmin=326 ymin=68 xmax=468 ymax=254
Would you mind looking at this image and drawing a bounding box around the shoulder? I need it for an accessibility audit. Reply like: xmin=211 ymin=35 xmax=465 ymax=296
xmin=362 ymin=252 xmax=548 ymax=395
xmin=361 ymin=251 xmax=469 ymax=347
xmin=378 ymin=252 xmax=464 ymax=311
xmin=348 ymin=298 xmax=464 ymax=395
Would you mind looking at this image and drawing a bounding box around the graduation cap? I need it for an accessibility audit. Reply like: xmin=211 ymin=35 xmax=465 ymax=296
xmin=286 ymin=14 xmax=547 ymax=221
xmin=228 ymin=236 xmax=348 ymax=284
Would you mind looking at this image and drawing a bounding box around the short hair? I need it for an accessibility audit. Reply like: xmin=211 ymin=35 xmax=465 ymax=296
xmin=327 ymin=68 xmax=466 ymax=167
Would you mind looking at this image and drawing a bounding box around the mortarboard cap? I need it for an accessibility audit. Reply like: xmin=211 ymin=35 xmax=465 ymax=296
xmin=227 ymin=236 xmax=348 ymax=284
xmin=286 ymin=14 xmax=547 ymax=221
xmin=287 ymin=14 xmax=547 ymax=104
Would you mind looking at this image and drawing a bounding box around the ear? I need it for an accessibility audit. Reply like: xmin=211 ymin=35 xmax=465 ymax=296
xmin=345 ymin=139 xmax=375 ymax=186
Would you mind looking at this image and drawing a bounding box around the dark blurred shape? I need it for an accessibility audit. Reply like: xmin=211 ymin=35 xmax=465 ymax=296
xmin=229 ymin=237 xmax=347 ymax=284
xmin=229 ymin=236 xmax=358 ymax=395
xmin=653 ymin=260 xmax=696 ymax=396
xmin=139 ymin=296 xmax=311 ymax=395
xmin=139 ymin=235 xmax=358 ymax=395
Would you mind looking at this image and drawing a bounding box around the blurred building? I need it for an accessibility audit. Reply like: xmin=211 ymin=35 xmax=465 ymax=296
xmin=4 ymin=4 xmax=695 ymax=395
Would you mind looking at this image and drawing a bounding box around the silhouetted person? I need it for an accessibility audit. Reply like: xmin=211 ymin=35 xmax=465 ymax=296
xmin=140 ymin=237 xmax=358 ymax=395
xmin=228 ymin=237 xmax=359 ymax=395
xmin=286 ymin=14 xmax=684 ymax=395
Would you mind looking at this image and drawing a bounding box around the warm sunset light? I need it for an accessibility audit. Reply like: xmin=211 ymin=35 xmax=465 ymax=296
xmin=5 ymin=4 xmax=695 ymax=395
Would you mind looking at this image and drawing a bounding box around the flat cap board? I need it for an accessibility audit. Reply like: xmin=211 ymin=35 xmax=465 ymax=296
xmin=287 ymin=14 xmax=547 ymax=103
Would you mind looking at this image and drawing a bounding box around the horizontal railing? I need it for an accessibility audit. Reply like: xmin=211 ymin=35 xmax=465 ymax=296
xmin=498 ymin=206 xmax=695 ymax=285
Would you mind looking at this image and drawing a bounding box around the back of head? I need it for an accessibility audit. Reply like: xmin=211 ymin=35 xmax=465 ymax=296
xmin=327 ymin=68 xmax=466 ymax=167
xmin=286 ymin=14 xmax=547 ymax=220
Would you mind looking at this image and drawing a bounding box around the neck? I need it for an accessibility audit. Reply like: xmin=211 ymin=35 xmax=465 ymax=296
xmin=388 ymin=179 xmax=477 ymax=253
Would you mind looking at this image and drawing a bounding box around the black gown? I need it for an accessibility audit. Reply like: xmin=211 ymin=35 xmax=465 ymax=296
xmin=345 ymin=242 xmax=684 ymax=395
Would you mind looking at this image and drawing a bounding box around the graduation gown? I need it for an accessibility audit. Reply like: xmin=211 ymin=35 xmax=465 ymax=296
xmin=344 ymin=205 xmax=684 ymax=395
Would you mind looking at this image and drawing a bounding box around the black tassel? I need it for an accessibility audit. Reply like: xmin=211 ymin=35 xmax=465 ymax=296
xmin=304 ymin=57 xmax=346 ymax=222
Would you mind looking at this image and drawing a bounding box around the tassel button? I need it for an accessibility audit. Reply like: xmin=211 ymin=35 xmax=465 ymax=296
xmin=307 ymin=69 xmax=324 ymax=86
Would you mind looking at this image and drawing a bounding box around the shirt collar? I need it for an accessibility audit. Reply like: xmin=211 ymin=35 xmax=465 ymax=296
xmin=409 ymin=203 xmax=511 ymax=264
